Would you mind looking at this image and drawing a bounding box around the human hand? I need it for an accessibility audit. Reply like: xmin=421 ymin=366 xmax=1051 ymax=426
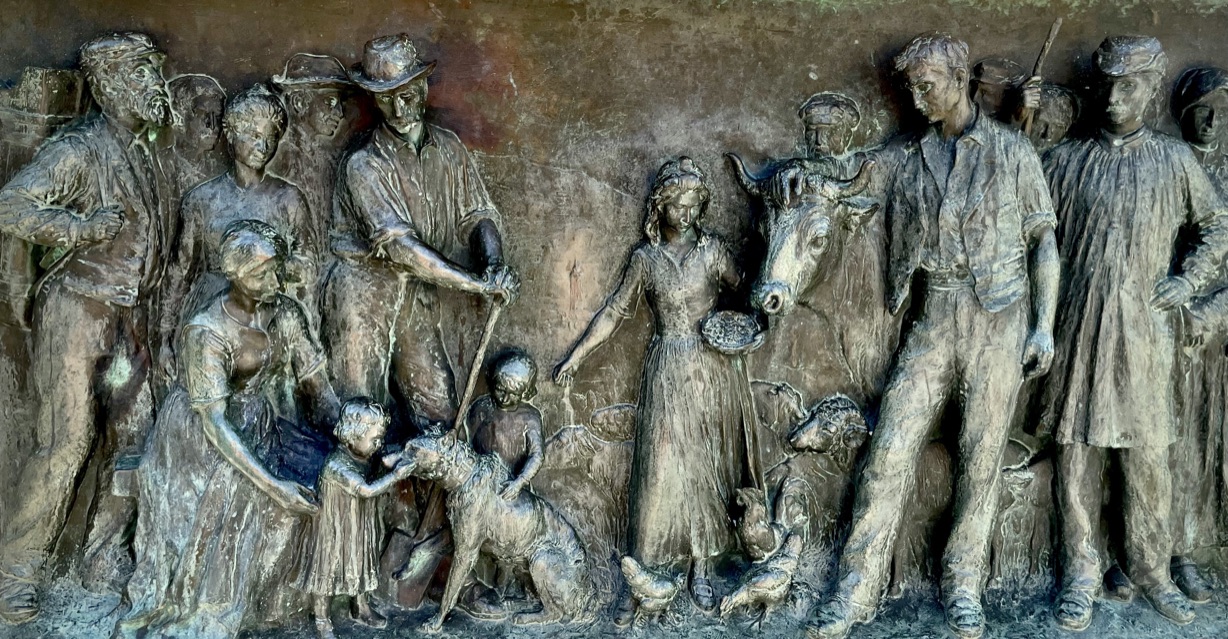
xmin=1151 ymin=276 xmax=1195 ymax=311
xmin=1020 ymin=75 xmax=1042 ymax=111
xmin=276 ymin=481 xmax=318 ymax=515
xmin=552 ymin=356 xmax=579 ymax=386
xmin=482 ymin=264 xmax=520 ymax=306
xmin=500 ymin=480 xmax=523 ymax=501
xmin=1021 ymin=328 xmax=1055 ymax=380
xmin=78 ymin=205 xmax=124 ymax=243
xmin=393 ymin=457 xmax=417 ymax=479
xmin=770 ymin=165 xmax=805 ymax=208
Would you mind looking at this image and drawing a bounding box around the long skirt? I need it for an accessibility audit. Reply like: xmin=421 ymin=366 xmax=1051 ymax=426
xmin=627 ymin=334 xmax=757 ymax=566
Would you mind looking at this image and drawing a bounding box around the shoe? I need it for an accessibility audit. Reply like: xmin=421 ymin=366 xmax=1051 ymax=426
xmin=1172 ymin=560 xmax=1213 ymax=604
xmin=350 ymin=598 xmax=388 ymax=629
xmin=804 ymin=597 xmax=870 ymax=639
xmin=0 ymin=572 xmax=39 ymax=625
xmin=943 ymin=595 xmax=984 ymax=639
xmin=1103 ymin=564 xmax=1134 ymax=603
xmin=691 ymin=576 xmax=717 ymax=612
xmin=1144 ymin=584 xmax=1195 ymax=626
xmin=1053 ymin=587 xmax=1094 ymax=632
xmin=314 ymin=617 xmax=337 ymax=639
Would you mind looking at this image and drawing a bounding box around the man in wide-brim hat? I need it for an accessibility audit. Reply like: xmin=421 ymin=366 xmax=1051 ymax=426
xmin=268 ymin=52 xmax=354 ymax=285
xmin=321 ymin=33 xmax=518 ymax=609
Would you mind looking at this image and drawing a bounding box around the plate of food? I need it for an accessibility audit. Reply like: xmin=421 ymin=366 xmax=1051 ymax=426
xmin=701 ymin=310 xmax=765 ymax=355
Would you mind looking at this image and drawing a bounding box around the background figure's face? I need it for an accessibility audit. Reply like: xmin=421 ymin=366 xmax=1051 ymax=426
xmin=906 ymin=62 xmax=967 ymax=125
xmin=375 ymin=79 xmax=427 ymax=135
xmin=1104 ymin=73 xmax=1158 ymax=132
xmin=296 ymin=89 xmax=345 ymax=138
xmin=104 ymin=55 xmax=172 ymax=127
xmin=232 ymin=258 xmax=281 ymax=303
xmin=662 ymin=188 xmax=703 ymax=232
xmin=1028 ymin=104 xmax=1074 ymax=152
xmin=1183 ymin=91 xmax=1228 ymax=147
xmin=973 ymin=82 xmax=1009 ymax=119
xmin=803 ymin=114 xmax=854 ymax=157
xmin=182 ymin=95 xmax=223 ymax=153
xmin=346 ymin=416 xmax=386 ymax=460
xmin=226 ymin=115 xmax=281 ymax=171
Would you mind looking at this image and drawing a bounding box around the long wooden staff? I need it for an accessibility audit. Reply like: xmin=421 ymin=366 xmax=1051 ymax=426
xmin=1022 ymin=17 xmax=1063 ymax=135
xmin=455 ymin=300 xmax=504 ymax=441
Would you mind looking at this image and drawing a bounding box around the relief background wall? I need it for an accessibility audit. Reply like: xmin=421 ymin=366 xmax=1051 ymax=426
xmin=2 ymin=0 xmax=1228 ymax=621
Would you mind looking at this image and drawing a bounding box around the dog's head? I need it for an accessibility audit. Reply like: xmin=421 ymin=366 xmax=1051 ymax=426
xmin=400 ymin=426 xmax=464 ymax=482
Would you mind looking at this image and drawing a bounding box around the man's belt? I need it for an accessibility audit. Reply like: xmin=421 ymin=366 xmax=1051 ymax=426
xmin=924 ymin=266 xmax=975 ymax=290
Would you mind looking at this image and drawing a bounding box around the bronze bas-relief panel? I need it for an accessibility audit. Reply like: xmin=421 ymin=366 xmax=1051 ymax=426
xmin=1 ymin=1 xmax=1228 ymax=638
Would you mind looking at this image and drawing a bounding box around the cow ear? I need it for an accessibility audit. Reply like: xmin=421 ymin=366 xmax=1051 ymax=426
xmin=842 ymin=197 xmax=880 ymax=230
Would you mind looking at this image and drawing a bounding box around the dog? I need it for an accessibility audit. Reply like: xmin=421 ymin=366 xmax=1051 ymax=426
xmin=395 ymin=428 xmax=595 ymax=633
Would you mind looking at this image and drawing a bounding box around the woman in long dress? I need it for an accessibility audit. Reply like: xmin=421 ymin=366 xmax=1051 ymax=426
xmin=554 ymin=157 xmax=758 ymax=621
xmin=160 ymin=82 xmax=325 ymax=483
xmin=117 ymin=220 xmax=340 ymax=639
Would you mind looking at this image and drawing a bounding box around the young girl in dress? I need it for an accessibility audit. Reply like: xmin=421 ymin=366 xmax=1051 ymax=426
xmin=296 ymin=398 xmax=414 ymax=639
xmin=554 ymin=157 xmax=759 ymax=622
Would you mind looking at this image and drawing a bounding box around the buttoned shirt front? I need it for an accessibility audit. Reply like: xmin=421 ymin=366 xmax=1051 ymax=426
xmin=333 ymin=123 xmax=500 ymax=269
xmin=886 ymin=109 xmax=1055 ymax=314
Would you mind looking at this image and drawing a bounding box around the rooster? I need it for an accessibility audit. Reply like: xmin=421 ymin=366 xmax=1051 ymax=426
xmin=736 ymin=487 xmax=784 ymax=562
xmin=719 ymin=532 xmax=803 ymax=629
xmin=620 ymin=556 xmax=684 ymax=623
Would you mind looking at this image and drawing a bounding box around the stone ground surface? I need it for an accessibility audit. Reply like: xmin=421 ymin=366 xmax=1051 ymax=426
xmin=11 ymin=576 xmax=1228 ymax=639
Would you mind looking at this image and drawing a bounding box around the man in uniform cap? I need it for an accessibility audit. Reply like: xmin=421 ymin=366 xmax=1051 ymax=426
xmin=0 ymin=32 xmax=173 ymax=624
xmin=1042 ymin=35 xmax=1228 ymax=630
xmin=269 ymin=53 xmax=353 ymax=268
xmin=322 ymin=33 xmax=518 ymax=607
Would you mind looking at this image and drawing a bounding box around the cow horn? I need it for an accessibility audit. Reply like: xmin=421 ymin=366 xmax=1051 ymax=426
xmin=832 ymin=159 xmax=876 ymax=198
xmin=725 ymin=152 xmax=768 ymax=198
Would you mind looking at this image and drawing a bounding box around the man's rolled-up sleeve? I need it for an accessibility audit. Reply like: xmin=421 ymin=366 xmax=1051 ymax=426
xmin=343 ymin=154 xmax=417 ymax=255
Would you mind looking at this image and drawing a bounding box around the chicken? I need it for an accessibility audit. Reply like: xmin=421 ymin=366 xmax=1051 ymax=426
xmin=736 ymin=487 xmax=784 ymax=562
xmin=620 ymin=556 xmax=683 ymax=620
xmin=719 ymin=532 xmax=804 ymax=628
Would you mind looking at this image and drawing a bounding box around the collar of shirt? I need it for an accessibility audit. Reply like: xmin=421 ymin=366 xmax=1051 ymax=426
xmin=920 ymin=105 xmax=989 ymax=153
xmin=1098 ymin=125 xmax=1152 ymax=151
xmin=375 ymin=122 xmax=437 ymax=156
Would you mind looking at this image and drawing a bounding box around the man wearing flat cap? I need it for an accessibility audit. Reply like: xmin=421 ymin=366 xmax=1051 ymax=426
xmin=322 ymin=33 xmax=517 ymax=605
xmin=269 ymin=53 xmax=353 ymax=265
xmin=0 ymin=32 xmax=173 ymax=623
xmin=1041 ymin=35 xmax=1228 ymax=631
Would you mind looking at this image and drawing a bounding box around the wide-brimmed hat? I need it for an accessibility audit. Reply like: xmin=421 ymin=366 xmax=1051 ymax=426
xmin=348 ymin=34 xmax=436 ymax=93
xmin=271 ymin=53 xmax=352 ymax=91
